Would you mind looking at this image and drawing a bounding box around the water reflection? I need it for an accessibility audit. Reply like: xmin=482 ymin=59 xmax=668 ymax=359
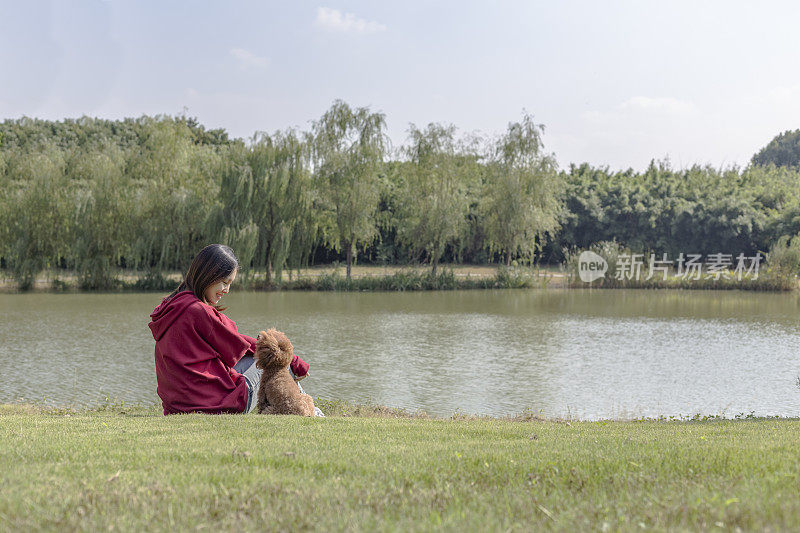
xmin=0 ymin=289 xmax=798 ymax=419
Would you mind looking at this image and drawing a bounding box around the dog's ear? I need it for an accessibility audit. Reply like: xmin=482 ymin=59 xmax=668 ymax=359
xmin=271 ymin=329 xmax=293 ymax=355
xmin=255 ymin=330 xmax=280 ymax=369
xmin=267 ymin=328 xmax=294 ymax=368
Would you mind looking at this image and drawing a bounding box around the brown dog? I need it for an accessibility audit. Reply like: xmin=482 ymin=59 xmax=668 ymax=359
xmin=254 ymin=329 xmax=315 ymax=416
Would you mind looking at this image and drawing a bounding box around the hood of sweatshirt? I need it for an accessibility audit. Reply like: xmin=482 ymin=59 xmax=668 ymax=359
xmin=149 ymin=290 xmax=200 ymax=341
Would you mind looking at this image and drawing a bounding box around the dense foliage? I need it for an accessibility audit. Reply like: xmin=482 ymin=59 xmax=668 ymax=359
xmin=1 ymin=109 xmax=799 ymax=289
xmin=752 ymin=129 xmax=800 ymax=168
xmin=547 ymin=161 xmax=800 ymax=262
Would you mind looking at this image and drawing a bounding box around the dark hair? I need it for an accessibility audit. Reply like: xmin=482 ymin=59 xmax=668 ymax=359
xmin=167 ymin=244 xmax=239 ymax=309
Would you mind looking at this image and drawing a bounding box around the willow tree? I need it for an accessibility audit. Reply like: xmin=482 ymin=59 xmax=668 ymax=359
xmin=128 ymin=120 xmax=217 ymax=274
xmin=311 ymin=100 xmax=387 ymax=280
xmin=397 ymin=123 xmax=475 ymax=274
xmin=481 ymin=113 xmax=563 ymax=266
xmin=206 ymin=143 xmax=259 ymax=278
xmin=248 ymin=130 xmax=315 ymax=283
xmin=0 ymin=150 xmax=8 ymax=268
xmin=206 ymin=131 xmax=315 ymax=284
xmin=71 ymin=146 xmax=134 ymax=289
xmin=3 ymin=145 xmax=73 ymax=289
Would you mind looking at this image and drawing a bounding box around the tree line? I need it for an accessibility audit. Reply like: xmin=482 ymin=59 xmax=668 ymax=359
xmin=0 ymin=104 xmax=798 ymax=289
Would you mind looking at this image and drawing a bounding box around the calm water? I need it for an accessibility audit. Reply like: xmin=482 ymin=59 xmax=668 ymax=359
xmin=1 ymin=289 xmax=799 ymax=419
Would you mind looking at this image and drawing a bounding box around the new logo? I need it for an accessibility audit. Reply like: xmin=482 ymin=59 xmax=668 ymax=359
xmin=577 ymin=251 xmax=608 ymax=282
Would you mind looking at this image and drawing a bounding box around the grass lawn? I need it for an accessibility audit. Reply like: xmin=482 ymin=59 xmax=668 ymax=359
xmin=1 ymin=402 xmax=799 ymax=531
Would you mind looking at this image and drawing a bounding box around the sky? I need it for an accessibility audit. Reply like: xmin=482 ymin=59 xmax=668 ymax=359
xmin=2 ymin=0 xmax=800 ymax=171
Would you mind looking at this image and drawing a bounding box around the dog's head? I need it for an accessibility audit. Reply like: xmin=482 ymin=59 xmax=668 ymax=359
xmin=254 ymin=329 xmax=294 ymax=370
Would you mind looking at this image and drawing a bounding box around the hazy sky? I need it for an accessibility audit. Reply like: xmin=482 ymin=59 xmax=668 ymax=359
xmin=2 ymin=0 xmax=800 ymax=170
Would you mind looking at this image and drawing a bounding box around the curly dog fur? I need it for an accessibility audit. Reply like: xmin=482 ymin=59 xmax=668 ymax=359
xmin=254 ymin=329 xmax=315 ymax=416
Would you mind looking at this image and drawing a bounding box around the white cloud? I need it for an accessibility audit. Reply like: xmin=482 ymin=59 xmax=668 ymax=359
xmin=314 ymin=7 xmax=386 ymax=34
xmin=619 ymin=96 xmax=694 ymax=115
xmin=229 ymin=48 xmax=269 ymax=70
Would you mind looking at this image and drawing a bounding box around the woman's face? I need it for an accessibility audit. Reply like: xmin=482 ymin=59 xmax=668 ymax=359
xmin=204 ymin=270 xmax=237 ymax=305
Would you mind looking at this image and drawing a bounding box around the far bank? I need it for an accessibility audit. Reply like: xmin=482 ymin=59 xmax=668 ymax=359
xmin=1 ymin=263 xmax=796 ymax=293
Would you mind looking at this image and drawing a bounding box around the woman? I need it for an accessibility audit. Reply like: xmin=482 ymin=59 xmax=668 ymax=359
xmin=148 ymin=244 xmax=314 ymax=415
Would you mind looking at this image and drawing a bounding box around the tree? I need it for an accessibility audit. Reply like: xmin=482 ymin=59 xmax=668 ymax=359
xmin=207 ymin=131 xmax=317 ymax=284
xmin=311 ymin=100 xmax=387 ymax=280
xmin=248 ymin=130 xmax=315 ymax=283
xmin=128 ymin=120 xmax=216 ymax=273
xmin=207 ymin=143 xmax=260 ymax=279
xmin=397 ymin=123 xmax=475 ymax=274
xmin=752 ymin=130 xmax=800 ymax=168
xmin=3 ymin=145 xmax=72 ymax=289
xmin=71 ymin=146 xmax=133 ymax=289
xmin=480 ymin=113 xmax=563 ymax=266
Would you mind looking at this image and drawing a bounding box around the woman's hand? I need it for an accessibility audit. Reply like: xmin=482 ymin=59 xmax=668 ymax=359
xmin=294 ymin=372 xmax=308 ymax=382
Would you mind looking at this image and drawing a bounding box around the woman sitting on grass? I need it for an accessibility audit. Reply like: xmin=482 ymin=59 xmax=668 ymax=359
xmin=148 ymin=244 xmax=321 ymax=415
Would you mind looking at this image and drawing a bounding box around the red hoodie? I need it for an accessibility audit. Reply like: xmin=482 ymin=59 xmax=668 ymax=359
xmin=149 ymin=290 xmax=309 ymax=415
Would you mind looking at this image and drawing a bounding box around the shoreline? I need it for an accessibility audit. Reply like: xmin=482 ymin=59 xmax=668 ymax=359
xmin=1 ymin=264 xmax=795 ymax=293
xmin=0 ymin=265 xmax=564 ymax=293
xmin=4 ymin=400 xmax=795 ymax=423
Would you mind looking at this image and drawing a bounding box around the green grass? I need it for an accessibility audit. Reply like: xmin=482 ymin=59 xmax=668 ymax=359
xmin=277 ymin=267 xmax=548 ymax=292
xmin=2 ymin=402 xmax=799 ymax=532
xmin=2 ymin=266 xmax=552 ymax=293
xmin=568 ymin=271 xmax=797 ymax=291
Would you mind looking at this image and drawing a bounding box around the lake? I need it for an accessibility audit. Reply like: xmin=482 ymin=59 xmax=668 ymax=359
xmin=1 ymin=289 xmax=798 ymax=419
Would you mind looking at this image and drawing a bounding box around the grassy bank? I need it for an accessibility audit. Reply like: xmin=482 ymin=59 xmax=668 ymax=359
xmin=2 ymin=402 xmax=799 ymax=531
xmin=0 ymin=265 xmax=559 ymax=293
xmin=4 ymin=262 xmax=797 ymax=292
xmin=568 ymin=271 xmax=799 ymax=291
